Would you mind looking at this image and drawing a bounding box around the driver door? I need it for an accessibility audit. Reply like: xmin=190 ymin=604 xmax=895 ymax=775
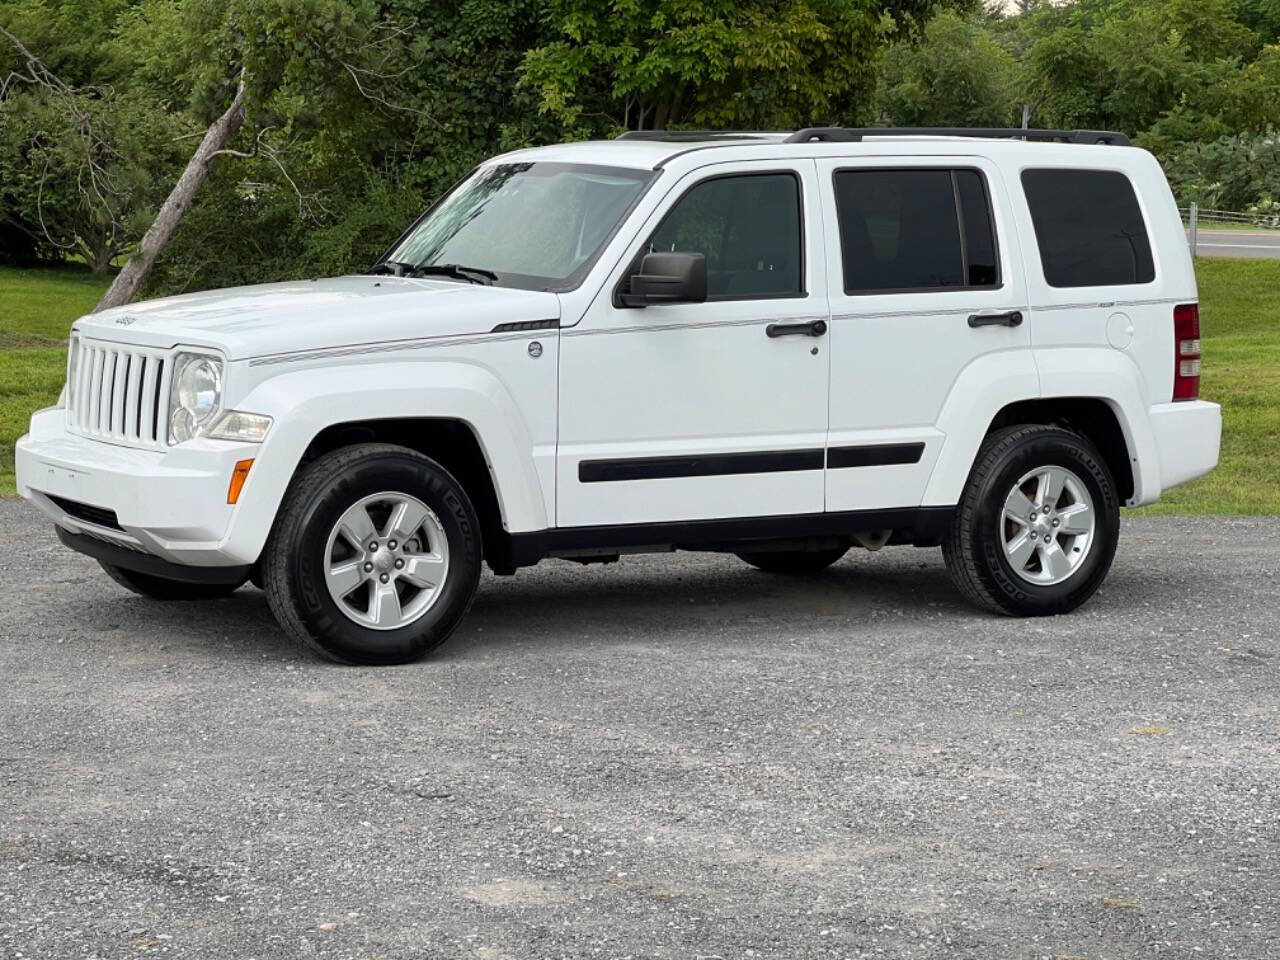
xmin=556 ymin=160 xmax=831 ymax=529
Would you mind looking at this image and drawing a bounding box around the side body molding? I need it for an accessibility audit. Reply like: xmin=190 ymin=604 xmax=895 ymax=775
xmin=218 ymin=361 xmax=550 ymax=566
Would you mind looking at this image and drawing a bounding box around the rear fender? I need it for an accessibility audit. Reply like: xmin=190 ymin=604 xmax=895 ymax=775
xmin=923 ymin=347 xmax=1159 ymax=507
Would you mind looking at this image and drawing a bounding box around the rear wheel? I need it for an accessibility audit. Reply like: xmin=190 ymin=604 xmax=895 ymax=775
xmin=736 ymin=546 xmax=849 ymax=575
xmin=262 ymin=443 xmax=482 ymax=665
xmin=100 ymin=562 xmax=245 ymax=601
xmin=942 ymin=424 xmax=1119 ymax=616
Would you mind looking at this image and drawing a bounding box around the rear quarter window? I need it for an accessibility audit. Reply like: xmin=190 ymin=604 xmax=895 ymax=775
xmin=1021 ymin=169 xmax=1155 ymax=288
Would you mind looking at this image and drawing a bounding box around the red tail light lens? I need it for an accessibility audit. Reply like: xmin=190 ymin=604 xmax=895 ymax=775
xmin=1173 ymin=303 xmax=1201 ymax=401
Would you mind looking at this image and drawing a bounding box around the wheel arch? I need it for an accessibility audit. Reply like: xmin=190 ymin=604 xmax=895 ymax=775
xmin=218 ymin=363 xmax=551 ymax=570
xmin=924 ymin=347 xmax=1159 ymax=507
xmin=299 ymin=418 xmax=514 ymax=573
xmin=985 ymin=398 xmax=1136 ymax=503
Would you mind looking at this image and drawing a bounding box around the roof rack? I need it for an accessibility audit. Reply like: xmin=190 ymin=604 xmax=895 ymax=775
xmin=615 ymin=130 xmax=783 ymax=142
xmin=785 ymin=127 xmax=1131 ymax=146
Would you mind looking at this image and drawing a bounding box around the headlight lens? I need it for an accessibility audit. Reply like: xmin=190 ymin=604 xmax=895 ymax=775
xmin=208 ymin=411 xmax=273 ymax=442
xmin=168 ymin=353 xmax=224 ymax=444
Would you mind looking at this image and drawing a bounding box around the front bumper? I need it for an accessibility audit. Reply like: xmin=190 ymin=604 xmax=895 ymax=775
xmin=16 ymin=407 xmax=257 ymax=567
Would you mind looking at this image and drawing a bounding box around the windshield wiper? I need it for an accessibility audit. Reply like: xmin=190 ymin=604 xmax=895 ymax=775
xmin=407 ymin=263 xmax=498 ymax=285
xmin=367 ymin=260 xmax=415 ymax=276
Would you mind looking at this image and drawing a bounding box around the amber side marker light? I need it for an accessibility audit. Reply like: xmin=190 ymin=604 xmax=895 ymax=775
xmin=227 ymin=459 xmax=255 ymax=504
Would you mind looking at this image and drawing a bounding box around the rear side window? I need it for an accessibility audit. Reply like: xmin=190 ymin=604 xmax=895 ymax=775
xmin=833 ymin=168 xmax=1000 ymax=294
xmin=1021 ymin=169 xmax=1154 ymax=287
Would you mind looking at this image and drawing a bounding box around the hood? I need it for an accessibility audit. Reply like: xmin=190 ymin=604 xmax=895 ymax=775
xmin=73 ymin=276 xmax=562 ymax=359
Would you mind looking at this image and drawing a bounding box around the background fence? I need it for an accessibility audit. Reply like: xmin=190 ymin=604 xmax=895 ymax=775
xmin=1180 ymin=203 xmax=1280 ymax=257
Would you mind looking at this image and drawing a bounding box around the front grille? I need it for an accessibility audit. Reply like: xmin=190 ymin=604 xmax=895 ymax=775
xmin=46 ymin=494 xmax=124 ymax=531
xmin=68 ymin=338 xmax=169 ymax=447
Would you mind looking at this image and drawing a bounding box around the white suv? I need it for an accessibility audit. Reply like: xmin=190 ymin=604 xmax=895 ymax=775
xmin=17 ymin=127 xmax=1221 ymax=664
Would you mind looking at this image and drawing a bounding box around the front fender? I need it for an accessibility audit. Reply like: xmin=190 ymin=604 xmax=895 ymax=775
xmin=218 ymin=360 xmax=549 ymax=565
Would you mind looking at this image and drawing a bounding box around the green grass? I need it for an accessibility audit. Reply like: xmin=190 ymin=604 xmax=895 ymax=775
xmin=0 ymin=259 xmax=1277 ymax=512
xmin=0 ymin=265 xmax=110 ymax=492
xmin=1136 ymin=257 xmax=1280 ymax=514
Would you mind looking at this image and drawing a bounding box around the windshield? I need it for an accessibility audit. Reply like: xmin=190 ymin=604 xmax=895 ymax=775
xmin=383 ymin=162 xmax=656 ymax=291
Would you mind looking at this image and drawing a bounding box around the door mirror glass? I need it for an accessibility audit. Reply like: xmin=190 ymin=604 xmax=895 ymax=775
xmin=621 ymin=252 xmax=708 ymax=307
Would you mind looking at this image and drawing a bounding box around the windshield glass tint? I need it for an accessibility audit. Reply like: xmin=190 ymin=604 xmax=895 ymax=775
xmin=387 ymin=162 xmax=654 ymax=290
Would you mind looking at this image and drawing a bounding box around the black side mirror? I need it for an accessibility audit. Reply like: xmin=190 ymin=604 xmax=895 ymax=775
xmin=619 ymin=252 xmax=707 ymax=307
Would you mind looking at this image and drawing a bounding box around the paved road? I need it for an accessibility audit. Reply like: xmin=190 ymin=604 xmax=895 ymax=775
xmin=1189 ymin=228 xmax=1280 ymax=258
xmin=2 ymin=501 xmax=1278 ymax=959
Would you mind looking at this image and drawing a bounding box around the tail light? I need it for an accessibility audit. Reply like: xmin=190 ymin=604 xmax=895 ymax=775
xmin=1173 ymin=303 xmax=1201 ymax=401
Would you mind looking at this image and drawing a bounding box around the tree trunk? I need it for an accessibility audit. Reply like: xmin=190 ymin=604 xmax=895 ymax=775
xmin=86 ymin=241 xmax=115 ymax=274
xmin=94 ymin=77 xmax=247 ymax=312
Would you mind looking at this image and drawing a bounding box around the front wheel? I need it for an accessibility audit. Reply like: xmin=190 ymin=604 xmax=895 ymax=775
xmin=262 ymin=443 xmax=482 ymax=665
xmin=942 ymin=425 xmax=1119 ymax=616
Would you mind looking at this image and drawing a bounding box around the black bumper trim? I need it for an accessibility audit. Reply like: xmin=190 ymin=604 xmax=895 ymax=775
xmin=55 ymin=526 xmax=252 ymax=586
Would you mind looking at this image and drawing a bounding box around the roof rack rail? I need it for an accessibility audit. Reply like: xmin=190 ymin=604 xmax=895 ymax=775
xmin=615 ymin=130 xmax=782 ymax=142
xmin=785 ymin=127 xmax=1131 ymax=146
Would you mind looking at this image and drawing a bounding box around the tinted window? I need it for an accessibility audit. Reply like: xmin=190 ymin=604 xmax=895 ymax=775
xmin=1021 ymin=169 xmax=1154 ymax=287
xmin=646 ymin=173 xmax=802 ymax=298
xmin=956 ymin=170 xmax=999 ymax=286
xmin=833 ymin=169 xmax=999 ymax=294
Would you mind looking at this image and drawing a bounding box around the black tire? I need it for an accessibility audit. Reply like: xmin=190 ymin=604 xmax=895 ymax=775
xmin=262 ymin=443 xmax=482 ymax=665
xmin=942 ymin=424 xmax=1120 ymax=616
xmin=99 ymin=562 xmax=245 ymax=601
xmin=736 ymin=546 xmax=849 ymax=575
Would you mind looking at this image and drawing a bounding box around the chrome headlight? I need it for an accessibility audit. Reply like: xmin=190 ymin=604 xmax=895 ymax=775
xmin=168 ymin=352 xmax=224 ymax=444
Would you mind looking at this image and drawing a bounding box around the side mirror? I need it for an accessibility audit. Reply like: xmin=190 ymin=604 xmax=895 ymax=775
xmin=620 ymin=252 xmax=707 ymax=307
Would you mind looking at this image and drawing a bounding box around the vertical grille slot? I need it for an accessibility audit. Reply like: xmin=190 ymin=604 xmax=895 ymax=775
xmin=66 ymin=339 xmax=169 ymax=448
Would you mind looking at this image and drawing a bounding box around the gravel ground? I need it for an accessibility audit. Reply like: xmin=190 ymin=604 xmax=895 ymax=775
xmin=1 ymin=501 xmax=1277 ymax=960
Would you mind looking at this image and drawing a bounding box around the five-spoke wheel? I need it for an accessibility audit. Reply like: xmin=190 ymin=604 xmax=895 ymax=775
xmin=324 ymin=492 xmax=451 ymax=630
xmin=263 ymin=443 xmax=482 ymax=664
xmin=999 ymin=465 xmax=1096 ymax=586
xmin=943 ymin=424 xmax=1119 ymax=616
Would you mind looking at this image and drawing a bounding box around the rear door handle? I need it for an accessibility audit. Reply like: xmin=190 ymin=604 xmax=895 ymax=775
xmin=968 ymin=310 xmax=1023 ymax=328
xmin=766 ymin=319 xmax=828 ymax=338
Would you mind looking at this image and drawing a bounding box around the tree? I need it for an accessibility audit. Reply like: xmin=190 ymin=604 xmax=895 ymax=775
xmin=90 ymin=0 xmax=443 ymax=310
xmin=521 ymin=0 xmax=978 ymax=136
xmin=141 ymin=0 xmax=560 ymax=297
xmin=0 ymin=19 xmax=185 ymax=273
xmin=876 ymin=9 xmax=1018 ymax=126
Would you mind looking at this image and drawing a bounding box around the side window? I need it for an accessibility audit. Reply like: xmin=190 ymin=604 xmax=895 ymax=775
xmin=833 ymin=168 xmax=1000 ymax=294
xmin=646 ymin=173 xmax=803 ymax=298
xmin=1021 ymin=169 xmax=1155 ymax=287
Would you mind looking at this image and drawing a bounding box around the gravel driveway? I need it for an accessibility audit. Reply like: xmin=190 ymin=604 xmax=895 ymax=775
xmin=1 ymin=501 xmax=1277 ymax=959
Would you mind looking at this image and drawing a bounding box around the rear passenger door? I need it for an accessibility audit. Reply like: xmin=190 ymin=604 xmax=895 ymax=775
xmin=815 ymin=157 xmax=1030 ymax=513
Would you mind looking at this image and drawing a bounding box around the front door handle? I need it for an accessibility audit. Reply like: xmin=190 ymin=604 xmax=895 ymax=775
xmin=968 ymin=310 xmax=1023 ymax=328
xmin=766 ymin=319 xmax=828 ymax=338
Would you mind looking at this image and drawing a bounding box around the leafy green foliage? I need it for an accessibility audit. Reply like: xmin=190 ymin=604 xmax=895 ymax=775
xmin=874 ymin=0 xmax=1280 ymax=209
xmin=521 ymin=0 xmax=977 ymax=136
xmin=0 ymin=88 xmax=187 ymax=272
xmin=876 ymin=10 xmax=1018 ymax=126
xmin=6 ymin=0 xmax=1280 ymax=296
